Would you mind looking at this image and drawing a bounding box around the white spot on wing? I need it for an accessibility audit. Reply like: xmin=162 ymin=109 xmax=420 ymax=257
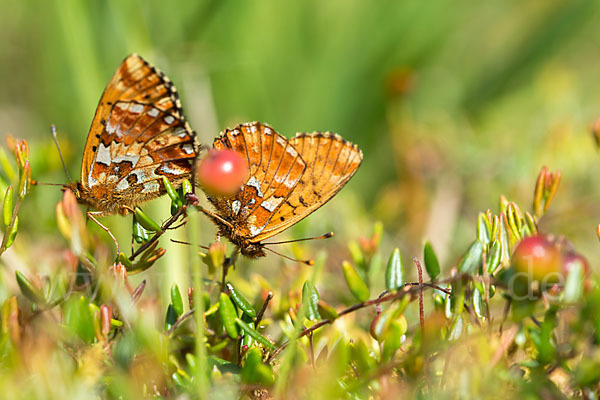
xmin=249 ymin=224 xmax=265 ymax=236
xmin=142 ymin=181 xmax=159 ymax=193
xmin=182 ymin=143 xmax=194 ymax=154
xmin=130 ymin=104 xmax=144 ymax=113
xmin=117 ymin=103 xmax=128 ymax=110
xmin=261 ymin=197 xmax=283 ymax=212
xmin=246 ymin=176 xmax=263 ymax=197
xmin=164 ymin=115 xmax=175 ymax=124
xmin=106 ymin=122 xmax=116 ymax=134
xmin=276 ymin=136 xmax=286 ymax=146
xmin=232 ymin=200 xmax=241 ymax=215
xmin=148 ymin=108 xmax=159 ymax=117
xmin=284 ymin=176 xmax=298 ymax=188
xmin=161 ymin=164 xmax=185 ymax=175
xmin=112 ymin=154 xmax=140 ymax=165
xmin=88 ymin=169 xmax=98 ymax=187
xmin=116 ymin=179 xmax=129 ymax=191
xmin=175 ymin=128 xmax=188 ymax=139
xmin=286 ymin=146 xmax=298 ymax=157
xmin=96 ymin=143 xmax=111 ymax=166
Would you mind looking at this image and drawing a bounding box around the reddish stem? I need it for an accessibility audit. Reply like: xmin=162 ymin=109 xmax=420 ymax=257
xmin=413 ymin=257 xmax=425 ymax=337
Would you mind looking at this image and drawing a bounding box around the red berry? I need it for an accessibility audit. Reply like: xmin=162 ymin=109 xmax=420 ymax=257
xmin=512 ymin=235 xmax=563 ymax=285
xmin=197 ymin=150 xmax=249 ymax=197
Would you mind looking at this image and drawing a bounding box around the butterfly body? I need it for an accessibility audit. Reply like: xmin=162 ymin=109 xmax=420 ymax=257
xmin=204 ymin=122 xmax=362 ymax=257
xmin=67 ymin=54 xmax=198 ymax=216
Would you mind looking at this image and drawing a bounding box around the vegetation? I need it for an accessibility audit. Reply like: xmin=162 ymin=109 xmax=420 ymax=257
xmin=2 ymin=1 xmax=600 ymax=398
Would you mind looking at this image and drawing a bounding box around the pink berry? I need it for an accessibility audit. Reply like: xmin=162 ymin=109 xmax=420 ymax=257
xmin=512 ymin=235 xmax=563 ymax=284
xmin=197 ymin=149 xmax=249 ymax=197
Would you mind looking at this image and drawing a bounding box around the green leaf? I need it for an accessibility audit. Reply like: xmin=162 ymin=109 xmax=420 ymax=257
xmin=18 ymin=161 xmax=30 ymax=199
xmin=132 ymin=216 xmax=150 ymax=244
xmin=118 ymin=252 xmax=132 ymax=268
xmin=241 ymin=315 xmax=255 ymax=348
xmin=171 ymin=284 xmax=184 ymax=317
xmin=15 ymin=270 xmax=44 ymax=304
xmin=182 ymin=179 xmax=193 ymax=196
xmin=241 ymin=347 xmax=275 ymax=386
xmin=385 ymin=248 xmax=404 ymax=290
xmin=226 ymin=282 xmax=256 ymax=318
xmin=164 ymin=304 xmax=178 ymax=331
xmin=524 ymin=212 xmax=537 ymax=235
xmin=302 ymin=281 xmax=321 ymax=321
xmin=219 ymin=292 xmax=239 ymax=339
xmin=458 ymin=240 xmax=483 ymax=274
xmin=381 ymin=317 xmax=407 ymax=361
xmin=5 ymin=215 xmax=18 ymax=249
xmin=317 ymin=300 xmax=339 ymax=320
xmin=487 ymin=240 xmax=502 ymax=275
xmin=499 ymin=213 xmax=511 ymax=262
xmin=476 ymin=213 xmax=491 ymax=245
xmin=342 ymin=261 xmax=370 ymax=302
xmin=63 ymin=296 xmax=95 ymax=343
xmin=133 ymin=207 xmax=161 ymax=232
xmin=235 ymin=318 xmax=276 ymax=350
xmin=369 ymin=299 xmax=408 ymax=341
xmin=2 ymin=186 xmax=12 ymax=228
xmin=423 ymin=241 xmax=440 ymax=280
xmin=162 ymin=176 xmax=182 ymax=208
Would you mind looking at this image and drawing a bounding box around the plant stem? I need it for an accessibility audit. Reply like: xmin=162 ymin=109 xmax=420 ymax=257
xmin=189 ymin=212 xmax=208 ymax=396
xmin=129 ymin=208 xmax=185 ymax=261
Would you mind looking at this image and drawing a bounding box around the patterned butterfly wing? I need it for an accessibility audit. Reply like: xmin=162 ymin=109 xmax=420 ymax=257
xmin=76 ymin=54 xmax=196 ymax=214
xmin=248 ymin=131 xmax=363 ymax=243
xmin=207 ymin=122 xmax=307 ymax=240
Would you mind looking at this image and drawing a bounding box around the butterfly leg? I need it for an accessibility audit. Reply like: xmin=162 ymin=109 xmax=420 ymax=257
xmin=86 ymin=211 xmax=120 ymax=256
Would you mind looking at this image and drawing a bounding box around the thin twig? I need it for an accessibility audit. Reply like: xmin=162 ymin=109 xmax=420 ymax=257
xmin=413 ymin=257 xmax=425 ymax=337
xmin=167 ymin=309 xmax=195 ymax=336
xmin=267 ymin=279 xmax=454 ymax=362
xmin=255 ymin=292 xmax=273 ymax=327
xmin=130 ymin=208 xmax=185 ymax=261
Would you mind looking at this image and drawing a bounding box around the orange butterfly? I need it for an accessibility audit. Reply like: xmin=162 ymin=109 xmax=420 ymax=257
xmin=203 ymin=122 xmax=362 ymax=258
xmin=65 ymin=54 xmax=197 ymax=216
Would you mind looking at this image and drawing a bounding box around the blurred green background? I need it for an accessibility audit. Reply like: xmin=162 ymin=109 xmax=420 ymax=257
xmin=2 ymin=0 xmax=600 ymax=282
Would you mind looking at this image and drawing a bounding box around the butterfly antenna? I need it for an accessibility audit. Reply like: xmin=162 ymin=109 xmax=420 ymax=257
xmin=263 ymin=246 xmax=314 ymax=266
xmin=31 ymin=181 xmax=65 ymax=187
xmin=170 ymin=238 xmax=210 ymax=250
xmin=261 ymin=231 xmax=334 ymax=246
xmin=50 ymin=125 xmax=72 ymax=183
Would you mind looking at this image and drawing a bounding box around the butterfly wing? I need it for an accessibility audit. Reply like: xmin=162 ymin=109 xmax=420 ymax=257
xmin=248 ymin=131 xmax=363 ymax=243
xmin=208 ymin=122 xmax=307 ymax=238
xmin=80 ymin=54 xmax=196 ymax=207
